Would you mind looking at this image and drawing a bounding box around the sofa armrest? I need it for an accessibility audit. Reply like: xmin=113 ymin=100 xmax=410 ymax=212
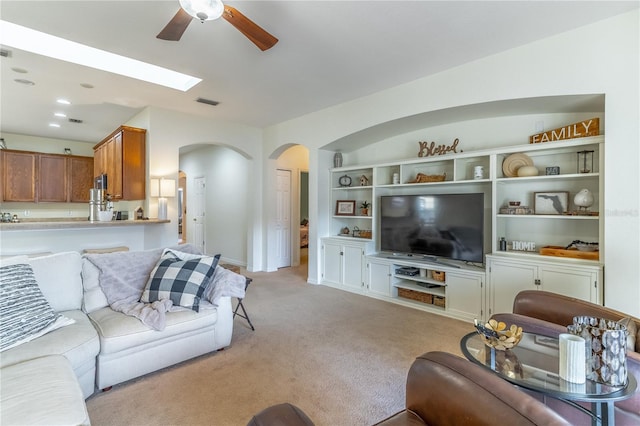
xmin=403 ymin=352 xmax=570 ymax=425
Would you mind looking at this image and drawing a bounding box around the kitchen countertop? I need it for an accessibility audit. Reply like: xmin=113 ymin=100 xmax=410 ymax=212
xmin=0 ymin=218 xmax=170 ymax=231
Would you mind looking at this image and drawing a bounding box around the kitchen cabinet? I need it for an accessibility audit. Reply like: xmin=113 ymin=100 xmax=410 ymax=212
xmin=68 ymin=156 xmax=94 ymax=202
xmin=1 ymin=150 xmax=37 ymax=202
xmin=1 ymin=150 xmax=93 ymax=203
xmin=321 ymin=237 xmax=373 ymax=292
xmin=38 ymin=154 xmax=68 ymax=202
xmin=486 ymin=254 xmax=602 ymax=316
xmin=94 ymin=125 xmax=146 ymax=200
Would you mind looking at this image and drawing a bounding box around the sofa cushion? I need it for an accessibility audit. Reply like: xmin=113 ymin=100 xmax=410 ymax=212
xmin=0 ymin=310 xmax=99 ymax=371
xmin=141 ymin=250 xmax=220 ymax=312
xmin=88 ymin=304 xmax=219 ymax=355
xmin=0 ymin=355 xmax=90 ymax=426
xmin=0 ymin=262 xmax=74 ymax=352
xmin=81 ymin=257 xmax=110 ymax=313
xmin=29 ymin=251 xmax=83 ymax=312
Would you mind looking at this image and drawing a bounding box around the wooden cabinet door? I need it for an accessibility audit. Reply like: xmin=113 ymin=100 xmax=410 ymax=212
xmin=2 ymin=151 xmax=36 ymax=202
xmin=69 ymin=156 xmax=94 ymax=202
xmin=38 ymin=154 xmax=68 ymax=202
xmin=121 ymin=128 xmax=146 ymax=200
xmin=94 ymin=143 xmax=106 ymax=176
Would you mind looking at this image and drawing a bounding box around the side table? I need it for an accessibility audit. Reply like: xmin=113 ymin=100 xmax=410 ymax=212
xmin=460 ymin=331 xmax=637 ymax=426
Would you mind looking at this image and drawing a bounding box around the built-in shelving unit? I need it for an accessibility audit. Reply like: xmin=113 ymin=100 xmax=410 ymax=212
xmin=324 ymin=134 xmax=604 ymax=321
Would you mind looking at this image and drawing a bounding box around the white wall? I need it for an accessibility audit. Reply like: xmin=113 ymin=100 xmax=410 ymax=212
xmin=263 ymin=11 xmax=640 ymax=315
xmin=179 ymin=145 xmax=249 ymax=265
xmin=137 ymin=106 xmax=265 ymax=270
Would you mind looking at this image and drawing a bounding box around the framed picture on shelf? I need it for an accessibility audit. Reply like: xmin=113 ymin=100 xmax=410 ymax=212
xmin=534 ymin=191 xmax=569 ymax=215
xmin=335 ymin=200 xmax=356 ymax=216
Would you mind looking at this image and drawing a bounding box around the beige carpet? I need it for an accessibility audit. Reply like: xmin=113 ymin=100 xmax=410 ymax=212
xmin=86 ymin=262 xmax=472 ymax=426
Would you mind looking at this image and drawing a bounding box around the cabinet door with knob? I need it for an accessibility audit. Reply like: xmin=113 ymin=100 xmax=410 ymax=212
xmin=366 ymin=259 xmax=392 ymax=297
xmin=321 ymin=237 xmax=373 ymax=292
xmin=487 ymin=255 xmax=602 ymax=316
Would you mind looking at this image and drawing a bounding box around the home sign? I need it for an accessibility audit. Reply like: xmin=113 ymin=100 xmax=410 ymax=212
xmin=529 ymin=118 xmax=599 ymax=144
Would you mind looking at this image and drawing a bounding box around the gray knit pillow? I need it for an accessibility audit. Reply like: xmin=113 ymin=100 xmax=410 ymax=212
xmin=0 ymin=262 xmax=60 ymax=351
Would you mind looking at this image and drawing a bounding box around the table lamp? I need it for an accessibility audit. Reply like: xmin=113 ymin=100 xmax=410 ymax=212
xmin=151 ymin=178 xmax=175 ymax=220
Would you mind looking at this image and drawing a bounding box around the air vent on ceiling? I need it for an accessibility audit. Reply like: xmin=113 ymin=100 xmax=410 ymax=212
xmin=68 ymin=118 xmax=83 ymax=124
xmin=0 ymin=49 xmax=12 ymax=58
xmin=196 ymin=97 xmax=219 ymax=106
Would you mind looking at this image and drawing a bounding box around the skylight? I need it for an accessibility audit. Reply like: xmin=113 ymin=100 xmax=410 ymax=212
xmin=0 ymin=20 xmax=202 ymax=92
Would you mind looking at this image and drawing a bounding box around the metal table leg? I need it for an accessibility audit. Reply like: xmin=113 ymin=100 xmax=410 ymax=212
xmin=233 ymin=278 xmax=254 ymax=331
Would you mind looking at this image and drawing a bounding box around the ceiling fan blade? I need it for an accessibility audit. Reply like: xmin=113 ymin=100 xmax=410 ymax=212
xmin=157 ymin=8 xmax=193 ymax=41
xmin=222 ymin=5 xmax=278 ymax=51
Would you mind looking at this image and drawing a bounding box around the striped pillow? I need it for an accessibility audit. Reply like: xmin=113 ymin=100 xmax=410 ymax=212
xmin=141 ymin=250 xmax=220 ymax=312
xmin=0 ymin=262 xmax=60 ymax=351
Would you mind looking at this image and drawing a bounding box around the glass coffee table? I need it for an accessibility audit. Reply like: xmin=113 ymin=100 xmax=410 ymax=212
xmin=461 ymin=331 xmax=637 ymax=426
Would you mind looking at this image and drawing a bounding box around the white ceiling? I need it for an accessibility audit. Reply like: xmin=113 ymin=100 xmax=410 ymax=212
xmin=1 ymin=1 xmax=637 ymax=145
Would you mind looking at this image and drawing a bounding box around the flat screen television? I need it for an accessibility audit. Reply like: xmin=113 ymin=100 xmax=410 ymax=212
xmin=379 ymin=193 xmax=484 ymax=263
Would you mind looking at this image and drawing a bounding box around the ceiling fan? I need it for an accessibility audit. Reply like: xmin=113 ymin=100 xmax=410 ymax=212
xmin=157 ymin=0 xmax=278 ymax=51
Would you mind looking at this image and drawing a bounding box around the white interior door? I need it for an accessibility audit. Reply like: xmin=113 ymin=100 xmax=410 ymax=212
xmin=193 ymin=177 xmax=206 ymax=253
xmin=276 ymin=169 xmax=291 ymax=268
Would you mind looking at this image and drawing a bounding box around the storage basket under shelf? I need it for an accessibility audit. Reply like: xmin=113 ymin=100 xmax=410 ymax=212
xmin=431 ymin=271 xmax=446 ymax=282
xmin=398 ymin=288 xmax=433 ymax=305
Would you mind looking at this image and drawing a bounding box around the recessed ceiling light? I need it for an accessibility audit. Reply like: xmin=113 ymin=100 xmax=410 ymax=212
xmin=80 ymin=83 xmax=94 ymax=89
xmin=0 ymin=20 xmax=202 ymax=91
xmin=57 ymin=99 xmax=71 ymax=105
xmin=49 ymin=123 xmax=61 ymax=128
xmin=54 ymin=112 xmax=67 ymax=118
xmin=14 ymin=78 xmax=35 ymax=85
xmin=11 ymin=67 xmax=28 ymax=73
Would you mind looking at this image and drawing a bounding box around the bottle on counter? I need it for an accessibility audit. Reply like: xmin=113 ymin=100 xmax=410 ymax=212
xmin=499 ymin=237 xmax=507 ymax=251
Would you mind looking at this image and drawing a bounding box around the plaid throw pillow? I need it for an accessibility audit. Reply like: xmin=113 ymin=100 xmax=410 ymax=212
xmin=141 ymin=250 xmax=220 ymax=312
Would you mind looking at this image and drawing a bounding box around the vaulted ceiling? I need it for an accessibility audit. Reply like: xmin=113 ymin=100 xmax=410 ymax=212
xmin=1 ymin=1 xmax=637 ymax=144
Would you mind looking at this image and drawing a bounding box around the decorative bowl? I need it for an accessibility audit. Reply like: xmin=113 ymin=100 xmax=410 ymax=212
xmin=475 ymin=319 xmax=523 ymax=350
xmin=508 ymin=201 xmax=521 ymax=207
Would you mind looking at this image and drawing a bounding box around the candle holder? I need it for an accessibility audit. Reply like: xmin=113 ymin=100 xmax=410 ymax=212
xmin=577 ymin=150 xmax=594 ymax=174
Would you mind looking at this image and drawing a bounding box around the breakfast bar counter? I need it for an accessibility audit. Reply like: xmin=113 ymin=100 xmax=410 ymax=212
xmin=0 ymin=219 xmax=174 ymax=256
xmin=0 ymin=218 xmax=169 ymax=231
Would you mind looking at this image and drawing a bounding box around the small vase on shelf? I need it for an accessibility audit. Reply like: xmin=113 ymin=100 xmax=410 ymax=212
xmin=333 ymin=152 xmax=343 ymax=168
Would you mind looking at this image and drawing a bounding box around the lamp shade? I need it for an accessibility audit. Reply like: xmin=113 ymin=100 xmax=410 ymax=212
xmin=179 ymin=0 xmax=224 ymax=21
xmin=160 ymin=179 xmax=176 ymax=198
xmin=150 ymin=178 xmax=160 ymax=197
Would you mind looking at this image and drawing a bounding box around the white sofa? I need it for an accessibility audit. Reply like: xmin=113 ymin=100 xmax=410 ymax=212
xmin=0 ymin=247 xmax=236 ymax=424
xmin=1 ymin=252 xmax=98 ymax=425
xmin=81 ymin=249 xmax=234 ymax=390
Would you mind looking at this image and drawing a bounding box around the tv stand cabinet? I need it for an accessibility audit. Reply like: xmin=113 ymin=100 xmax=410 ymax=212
xmin=366 ymin=254 xmax=485 ymax=322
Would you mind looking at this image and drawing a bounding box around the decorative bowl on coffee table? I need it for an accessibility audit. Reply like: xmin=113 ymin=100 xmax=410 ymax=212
xmin=474 ymin=319 xmax=523 ymax=351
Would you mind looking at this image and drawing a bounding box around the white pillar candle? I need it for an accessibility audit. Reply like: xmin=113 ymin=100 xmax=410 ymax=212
xmin=559 ymin=333 xmax=586 ymax=384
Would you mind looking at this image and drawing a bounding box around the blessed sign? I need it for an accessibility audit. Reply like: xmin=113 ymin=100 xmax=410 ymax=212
xmin=418 ymin=138 xmax=461 ymax=157
xmin=529 ymin=118 xmax=599 ymax=144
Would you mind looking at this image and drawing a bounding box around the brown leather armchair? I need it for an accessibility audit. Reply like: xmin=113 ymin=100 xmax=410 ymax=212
xmin=492 ymin=290 xmax=640 ymax=425
xmin=248 ymin=351 xmax=570 ymax=426
xmin=374 ymin=351 xmax=569 ymax=426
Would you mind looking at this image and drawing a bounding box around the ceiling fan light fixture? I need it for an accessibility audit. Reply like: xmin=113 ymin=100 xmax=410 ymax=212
xmin=179 ymin=0 xmax=224 ymax=22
